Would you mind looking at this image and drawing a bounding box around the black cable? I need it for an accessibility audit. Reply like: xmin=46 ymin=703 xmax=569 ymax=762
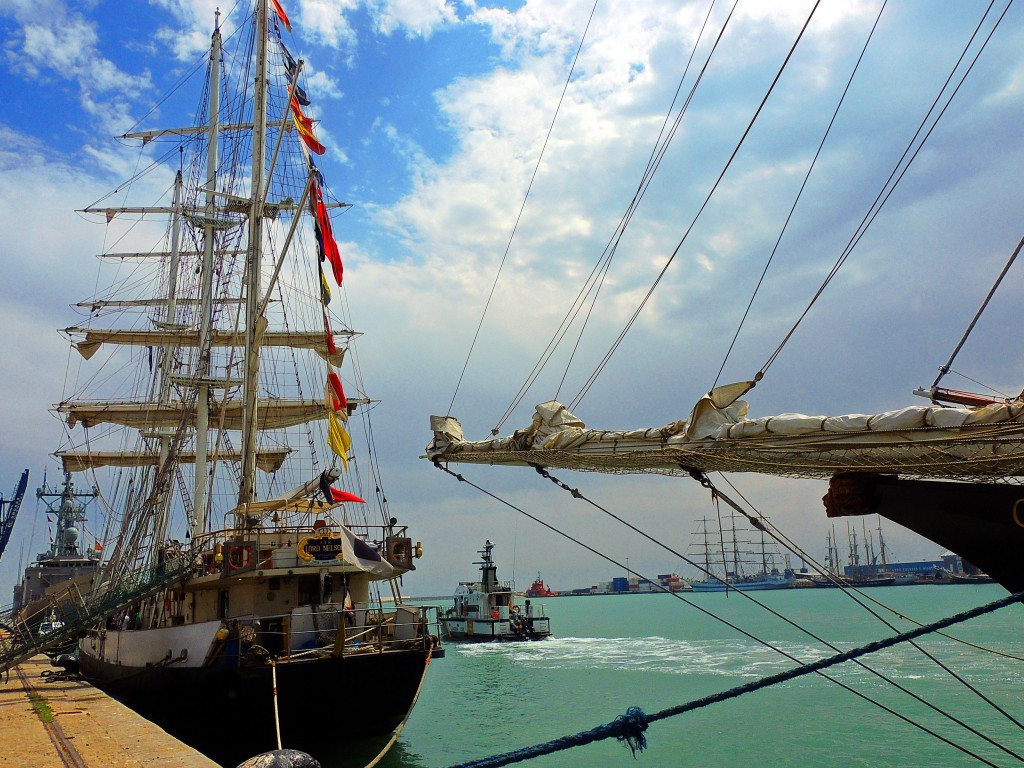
xmin=760 ymin=0 xmax=1011 ymax=377
xmin=570 ymin=0 xmax=823 ymax=408
xmin=712 ymin=0 xmax=888 ymax=390
xmin=531 ymin=463 xmax=1024 ymax=759
xmin=434 ymin=461 xmax=1018 ymax=765
xmin=447 ymin=0 xmax=601 ymax=420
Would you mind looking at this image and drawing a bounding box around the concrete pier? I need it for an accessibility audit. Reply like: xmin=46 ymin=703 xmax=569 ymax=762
xmin=0 ymin=655 xmax=220 ymax=767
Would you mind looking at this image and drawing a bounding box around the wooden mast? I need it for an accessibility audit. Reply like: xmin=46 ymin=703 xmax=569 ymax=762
xmin=239 ymin=0 xmax=270 ymax=512
xmin=193 ymin=13 xmax=221 ymax=537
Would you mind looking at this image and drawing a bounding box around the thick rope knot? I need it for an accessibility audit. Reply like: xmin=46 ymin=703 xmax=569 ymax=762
xmin=612 ymin=706 xmax=649 ymax=757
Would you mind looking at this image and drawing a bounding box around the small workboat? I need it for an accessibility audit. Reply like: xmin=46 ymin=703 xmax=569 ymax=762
xmin=442 ymin=541 xmax=551 ymax=641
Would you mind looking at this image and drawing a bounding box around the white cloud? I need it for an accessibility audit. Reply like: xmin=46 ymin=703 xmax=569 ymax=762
xmin=150 ymin=0 xmax=227 ymax=60
xmin=305 ymin=67 xmax=344 ymax=99
xmin=2 ymin=0 xmax=1023 ymax=600
xmin=367 ymin=0 xmax=458 ymax=38
xmin=297 ymin=0 xmax=359 ymax=50
xmin=3 ymin=2 xmax=152 ymax=133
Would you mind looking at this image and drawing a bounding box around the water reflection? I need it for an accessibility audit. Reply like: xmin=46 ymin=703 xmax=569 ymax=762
xmin=315 ymin=736 xmax=426 ymax=768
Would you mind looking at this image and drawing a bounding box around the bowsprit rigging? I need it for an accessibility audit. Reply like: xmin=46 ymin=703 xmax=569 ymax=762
xmin=423 ymin=3 xmax=1024 ymax=765
xmin=431 ymin=460 xmax=1024 ymax=767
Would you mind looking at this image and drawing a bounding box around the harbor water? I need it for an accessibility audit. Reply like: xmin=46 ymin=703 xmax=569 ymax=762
xmin=317 ymin=584 xmax=1023 ymax=768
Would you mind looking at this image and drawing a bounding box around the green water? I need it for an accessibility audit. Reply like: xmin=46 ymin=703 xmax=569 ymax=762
xmin=326 ymin=585 xmax=1024 ymax=768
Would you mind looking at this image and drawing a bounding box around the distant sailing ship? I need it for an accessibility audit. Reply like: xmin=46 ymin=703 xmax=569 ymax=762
xmin=686 ymin=514 xmax=796 ymax=592
xmin=442 ymin=541 xmax=552 ymax=641
xmin=804 ymin=521 xmax=913 ymax=588
xmin=18 ymin=2 xmax=439 ymax=764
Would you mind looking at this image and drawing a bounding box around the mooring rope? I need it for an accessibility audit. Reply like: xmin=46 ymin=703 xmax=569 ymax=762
xmin=532 ymin=462 xmax=1024 ymax=749
xmin=447 ymin=590 xmax=1024 ymax=768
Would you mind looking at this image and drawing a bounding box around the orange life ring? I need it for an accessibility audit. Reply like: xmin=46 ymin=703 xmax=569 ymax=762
xmin=227 ymin=545 xmax=252 ymax=570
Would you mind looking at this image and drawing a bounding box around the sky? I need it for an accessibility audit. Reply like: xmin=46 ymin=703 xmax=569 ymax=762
xmin=1 ymin=0 xmax=1023 ymax=599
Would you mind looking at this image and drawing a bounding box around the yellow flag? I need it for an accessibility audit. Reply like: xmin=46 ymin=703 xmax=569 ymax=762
xmin=327 ymin=410 xmax=350 ymax=467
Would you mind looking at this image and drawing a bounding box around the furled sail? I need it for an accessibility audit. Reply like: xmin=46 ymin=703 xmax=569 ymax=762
xmin=426 ymin=383 xmax=1024 ymax=482
xmin=60 ymin=399 xmax=329 ymax=431
xmin=56 ymin=448 xmax=291 ymax=474
xmin=67 ymin=328 xmax=351 ymax=367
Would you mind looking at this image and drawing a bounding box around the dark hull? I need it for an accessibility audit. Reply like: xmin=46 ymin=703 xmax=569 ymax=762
xmin=79 ymin=647 xmax=430 ymax=766
xmin=443 ymin=630 xmax=551 ymax=642
xmin=809 ymin=576 xmax=897 ymax=588
xmin=825 ymin=473 xmax=1024 ymax=593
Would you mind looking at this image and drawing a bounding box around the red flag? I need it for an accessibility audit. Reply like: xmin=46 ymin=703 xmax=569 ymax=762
xmin=323 ymin=312 xmax=338 ymax=355
xmin=311 ymin=178 xmax=343 ymax=286
xmin=327 ymin=372 xmax=348 ymax=411
xmin=271 ymin=0 xmax=291 ymax=32
xmin=292 ymin=112 xmax=326 ymax=155
xmin=318 ymin=472 xmax=364 ymax=503
xmin=331 ymin=488 xmax=365 ymax=504
xmin=291 ymin=96 xmax=326 ymax=155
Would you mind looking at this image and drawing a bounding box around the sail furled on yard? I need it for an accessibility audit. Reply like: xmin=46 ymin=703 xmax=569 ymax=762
xmin=60 ymin=399 xmax=329 ymax=431
xmin=66 ymin=328 xmax=349 ymax=367
xmin=426 ymin=384 xmax=1024 ymax=482
xmin=56 ymin=448 xmax=291 ymax=474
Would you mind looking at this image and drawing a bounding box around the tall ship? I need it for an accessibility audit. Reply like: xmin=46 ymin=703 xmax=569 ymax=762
xmin=20 ymin=2 xmax=440 ymax=764
xmin=442 ymin=541 xmax=551 ymax=641
xmin=12 ymin=473 xmax=102 ymax=626
xmin=686 ymin=514 xmax=796 ymax=592
xmin=804 ymin=521 xmax=916 ymax=588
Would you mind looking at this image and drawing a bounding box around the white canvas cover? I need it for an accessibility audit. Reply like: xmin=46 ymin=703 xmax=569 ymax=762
xmin=425 ymin=383 xmax=1024 ymax=481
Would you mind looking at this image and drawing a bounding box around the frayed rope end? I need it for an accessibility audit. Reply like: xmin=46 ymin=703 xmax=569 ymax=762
xmin=613 ymin=706 xmax=649 ymax=757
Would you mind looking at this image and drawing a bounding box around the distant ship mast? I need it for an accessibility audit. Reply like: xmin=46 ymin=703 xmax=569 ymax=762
xmin=35 ymin=472 xmax=99 ymax=562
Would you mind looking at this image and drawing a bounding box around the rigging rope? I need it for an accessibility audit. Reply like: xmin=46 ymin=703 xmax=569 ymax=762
xmin=434 ymin=462 xmax=1023 ymax=762
xmin=693 ymin=470 xmax=1024 ymax=739
xmin=448 ymin=590 xmax=1024 ymax=768
xmin=490 ymin=0 xmax=731 ymax=432
xmin=568 ymin=0 xmax=822 ymax=410
xmin=712 ymin=0 xmax=888 ymax=390
xmin=759 ymin=0 xmax=1012 ymax=378
xmin=446 ymin=0 xmax=601 ymax=420
xmin=531 ymin=463 xmax=1024 ymax=756
xmin=931 ymin=231 xmax=1024 ymax=393
xmin=714 ymin=473 xmax=1024 ymax=663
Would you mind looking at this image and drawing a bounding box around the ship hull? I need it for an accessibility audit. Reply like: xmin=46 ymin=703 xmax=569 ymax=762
xmin=690 ymin=577 xmax=795 ymax=592
xmin=79 ymin=643 xmax=430 ymax=765
xmin=441 ymin=617 xmax=551 ymax=641
xmin=825 ymin=473 xmax=1024 ymax=593
xmin=809 ymin=577 xmax=896 ymax=588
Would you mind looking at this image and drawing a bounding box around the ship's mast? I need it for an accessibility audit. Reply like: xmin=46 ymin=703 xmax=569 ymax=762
xmin=239 ymin=0 xmax=270 ymax=512
xmin=150 ymin=168 xmax=185 ymax=558
xmin=36 ymin=473 xmax=98 ymax=561
xmin=876 ymin=516 xmax=889 ymax=568
xmin=194 ymin=15 xmax=222 ymax=536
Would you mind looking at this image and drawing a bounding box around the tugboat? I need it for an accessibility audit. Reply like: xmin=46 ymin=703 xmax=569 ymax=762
xmin=525 ymin=573 xmax=557 ymax=598
xmin=442 ymin=541 xmax=551 ymax=641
